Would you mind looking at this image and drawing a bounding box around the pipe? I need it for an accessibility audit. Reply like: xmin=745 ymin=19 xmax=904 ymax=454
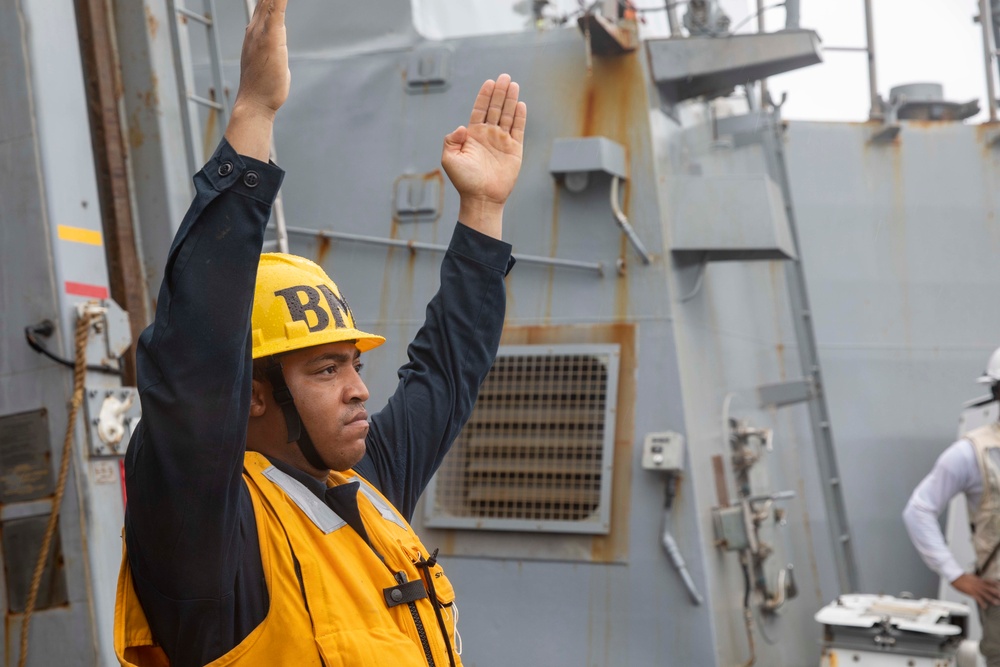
xmin=756 ymin=0 xmax=768 ymax=108
xmin=665 ymin=0 xmax=682 ymax=36
xmin=270 ymin=171 xmax=289 ymax=253
xmin=76 ymin=0 xmax=150 ymax=383
xmin=863 ymin=0 xmax=881 ymax=119
xmin=610 ymin=176 xmax=652 ymax=265
xmin=761 ymin=567 xmax=787 ymax=612
xmin=263 ymin=131 xmax=289 ymax=253
xmin=981 ymin=0 xmax=999 ymax=122
xmin=784 ymin=0 xmax=800 ymax=30
xmin=740 ymin=556 xmax=757 ymax=667
xmin=661 ymin=519 xmax=704 ymax=605
xmin=282 ymin=226 xmax=606 ymax=275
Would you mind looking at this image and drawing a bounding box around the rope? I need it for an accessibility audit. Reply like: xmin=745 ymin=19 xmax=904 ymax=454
xmin=18 ymin=308 xmax=96 ymax=667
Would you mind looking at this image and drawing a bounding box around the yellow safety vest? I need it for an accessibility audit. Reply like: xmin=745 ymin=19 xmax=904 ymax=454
xmin=114 ymin=452 xmax=461 ymax=667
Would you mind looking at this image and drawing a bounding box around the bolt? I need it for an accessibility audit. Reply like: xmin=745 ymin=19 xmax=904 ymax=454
xmin=91 ymin=419 xmax=99 ymax=426
xmin=88 ymin=390 xmax=97 ymax=398
xmin=106 ymin=390 xmax=113 ymax=398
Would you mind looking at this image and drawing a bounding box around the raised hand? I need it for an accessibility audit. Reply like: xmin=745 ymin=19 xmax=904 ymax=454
xmin=442 ymin=74 xmax=528 ymax=240
xmin=225 ymin=0 xmax=290 ymax=160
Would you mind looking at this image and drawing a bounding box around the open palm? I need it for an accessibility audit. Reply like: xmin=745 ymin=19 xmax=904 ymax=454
xmin=441 ymin=74 xmax=527 ymax=208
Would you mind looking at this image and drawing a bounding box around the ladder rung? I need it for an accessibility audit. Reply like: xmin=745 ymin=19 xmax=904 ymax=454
xmin=188 ymin=93 xmax=223 ymax=110
xmin=176 ymin=6 xmax=212 ymax=26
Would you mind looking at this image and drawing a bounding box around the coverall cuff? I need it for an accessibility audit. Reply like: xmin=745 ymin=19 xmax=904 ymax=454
xmin=450 ymin=221 xmax=516 ymax=276
xmin=203 ymin=137 xmax=285 ymax=205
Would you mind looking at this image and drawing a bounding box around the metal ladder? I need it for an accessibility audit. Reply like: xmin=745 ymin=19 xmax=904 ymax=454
xmin=759 ymin=108 xmax=860 ymax=594
xmin=167 ymin=0 xmax=289 ymax=253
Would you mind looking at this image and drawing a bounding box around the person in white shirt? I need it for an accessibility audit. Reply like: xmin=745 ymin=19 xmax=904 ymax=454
xmin=904 ymin=347 xmax=1000 ymax=665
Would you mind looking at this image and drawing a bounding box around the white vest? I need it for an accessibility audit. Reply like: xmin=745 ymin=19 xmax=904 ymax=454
xmin=966 ymin=423 xmax=1000 ymax=580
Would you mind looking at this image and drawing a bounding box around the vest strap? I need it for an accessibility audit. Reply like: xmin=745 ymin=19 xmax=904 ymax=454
xmin=263 ymin=465 xmax=347 ymax=534
xmin=264 ymin=357 xmax=329 ymax=471
xmin=417 ymin=548 xmax=457 ymax=667
xmin=383 ymin=580 xmax=428 ymax=608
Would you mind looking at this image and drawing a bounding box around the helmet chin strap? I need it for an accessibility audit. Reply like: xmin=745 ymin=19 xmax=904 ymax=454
xmin=264 ymin=357 xmax=329 ymax=472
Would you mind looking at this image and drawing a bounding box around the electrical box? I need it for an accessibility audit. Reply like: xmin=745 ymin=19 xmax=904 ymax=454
xmin=641 ymin=431 xmax=684 ymax=472
xmin=549 ymin=137 xmax=628 ymax=184
xmin=712 ymin=506 xmax=750 ymax=551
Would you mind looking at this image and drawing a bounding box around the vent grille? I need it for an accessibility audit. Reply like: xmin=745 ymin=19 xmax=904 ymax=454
xmin=425 ymin=344 xmax=619 ymax=534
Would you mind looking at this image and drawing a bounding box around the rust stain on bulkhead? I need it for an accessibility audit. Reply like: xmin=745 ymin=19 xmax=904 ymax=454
xmin=544 ymin=180 xmax=560 ymax=322
xmin=144 ymin=73 xmax=160 ymax=109
xmin=975 ymin=124 xmax=1000 ymax=254
xmin=977 ymin=121 xmax=1000 ymax=161
xmin=614 ymin=234 xmax=629 ymax=321
xmin=887 ymin=140 xmax=912 ymax=346
xmin=581 ymin=85 xmax=598 ymax=137
xmin=768 ymin=262 xmax=787 ymax=381
xmin=402 ymin=240 xmax=417 ymax=316
xmin=315 ymin=233 xmax=331 ymax=265
xmin=576 ymin=52 xmax=649 ymax=318
xmin=375 ymin=219 xmax=401 ymax=332
xmin=146 ymin=5 xmax=159 ymax=38
xmin=577 ymin=53 xmax=649 ymax=149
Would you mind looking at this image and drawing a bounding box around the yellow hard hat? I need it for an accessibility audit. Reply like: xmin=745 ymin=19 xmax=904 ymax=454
xmin=251 ymin=253 xmax=384 ymax=359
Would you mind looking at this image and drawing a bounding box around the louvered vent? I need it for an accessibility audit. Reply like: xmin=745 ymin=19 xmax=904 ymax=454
xmin=425 ymin=344 xmax=620 ymax=534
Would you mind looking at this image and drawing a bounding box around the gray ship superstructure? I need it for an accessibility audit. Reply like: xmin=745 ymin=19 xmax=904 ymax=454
xmin=1 ymin=1 xmax=999 ymax=665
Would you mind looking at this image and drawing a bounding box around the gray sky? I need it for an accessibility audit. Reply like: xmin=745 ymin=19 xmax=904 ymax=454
xmin=769 ymin=0 xmax=988 ymax=122
xmin=413 ymin=0 xmax=993 ymax=123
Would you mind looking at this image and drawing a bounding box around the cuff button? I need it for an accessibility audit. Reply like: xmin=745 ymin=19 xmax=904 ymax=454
xmin=218 ymin=161 xmax=233 ymax=177
xmin=243 ymin=170 xmax=260 ymax=188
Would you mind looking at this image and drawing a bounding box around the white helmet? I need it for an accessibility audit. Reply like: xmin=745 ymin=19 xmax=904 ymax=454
xmin=978 ymin=347 xmax=1000 ymax=384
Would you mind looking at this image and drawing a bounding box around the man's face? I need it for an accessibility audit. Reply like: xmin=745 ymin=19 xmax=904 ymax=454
xmin=280 ymin=340 xmax=371 ymax=472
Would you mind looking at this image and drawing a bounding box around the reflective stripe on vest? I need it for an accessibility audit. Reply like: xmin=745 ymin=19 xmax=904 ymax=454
xmin=262 ymin=465 xmax=347 ymax=534
xmin=357 ymin=480 xmax=408 ymax=531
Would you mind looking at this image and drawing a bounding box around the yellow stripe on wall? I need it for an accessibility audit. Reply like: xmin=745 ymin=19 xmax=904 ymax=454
xmin=58 ymin=225 xmax=103 ymax=246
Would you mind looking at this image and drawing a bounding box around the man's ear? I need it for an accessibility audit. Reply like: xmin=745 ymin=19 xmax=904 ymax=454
xmin=250 ymin=378 xmax=268 ymax=418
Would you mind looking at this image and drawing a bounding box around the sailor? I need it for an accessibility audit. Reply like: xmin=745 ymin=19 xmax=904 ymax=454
xmin=904 ymin=347 xmax=1000 ymax=666
xmin=113 ymin=1 xmax=527 ymax=665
